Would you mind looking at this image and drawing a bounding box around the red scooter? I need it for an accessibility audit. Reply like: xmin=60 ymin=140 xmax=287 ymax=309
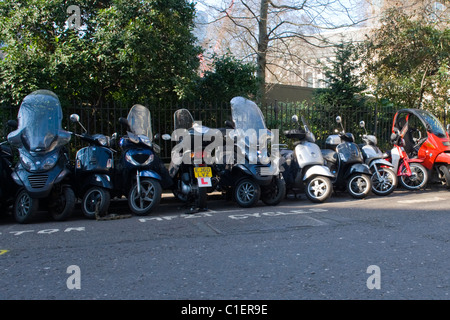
xmin=391 ymin=109 xmax=450 ymax=188
xmin=384 ymin=127 xmax=428 ymax=190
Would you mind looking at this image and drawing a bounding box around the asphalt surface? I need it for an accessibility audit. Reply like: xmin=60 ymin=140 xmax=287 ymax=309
xmin=1 ymin=185 xmax=449 ymax=303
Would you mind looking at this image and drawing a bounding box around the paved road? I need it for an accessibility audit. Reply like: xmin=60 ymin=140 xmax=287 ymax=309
xmin=1 ymin=186 xmax=449 ymax=302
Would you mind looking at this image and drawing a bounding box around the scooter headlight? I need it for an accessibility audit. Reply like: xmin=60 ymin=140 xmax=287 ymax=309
xmin=41 ymin=152 xmax=59 ymax=170
xmin=125 ymin=150 xmax=154 ymax=166
xmin=20 ymin=153 xmax=36 ymax=171
xmin=139 ymin=135 xmax=152 ymax=147
xmin=96 ymin=136 xmax=107 ymax=146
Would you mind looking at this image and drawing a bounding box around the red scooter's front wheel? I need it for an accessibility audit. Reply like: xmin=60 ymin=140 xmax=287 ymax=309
xmin=399 ymin=163 xmax=428 ymax=190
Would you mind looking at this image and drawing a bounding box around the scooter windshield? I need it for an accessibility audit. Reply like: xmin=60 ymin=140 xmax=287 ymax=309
xmin=416 ymin=110 xmax=446 ymax=137
xmin=174 ymin=109 xmax=194 ymax=130
xmin=7 ymin=90 xmax=70 ymax=153
xmin=127 ymin=104 xmax=153 ymax=139
xmin=231 ymin=97 xmax=267 ymax=132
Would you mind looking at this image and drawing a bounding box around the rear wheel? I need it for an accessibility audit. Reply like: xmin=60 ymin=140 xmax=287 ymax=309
xmin=371 ymin=167 xmax=397 ymax=196
xmin=347 ymin=174 xmax=372 ymax=199
xmin=234 ymin=178 xmax=261 ymax=208
xmin=128 ymin=178 xmax=162 ymax=215
xmin=50 ymin=186 xmax=76 ymax=221
xmin=262 ymin=176 xmax=286 ymax=206
xmin=14 ymin=189 xmax=39 ymax=224
xmin=82 ymin=187 xmax=111 ymax=219
xmin=400 ymin=163 xmax=428 ymax=190
xmin=305 ymin=176 xmax=333 ymax=203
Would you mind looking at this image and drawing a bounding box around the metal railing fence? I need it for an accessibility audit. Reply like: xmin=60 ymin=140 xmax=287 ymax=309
xmin=1 ymin=100 xmax=448 ymax=162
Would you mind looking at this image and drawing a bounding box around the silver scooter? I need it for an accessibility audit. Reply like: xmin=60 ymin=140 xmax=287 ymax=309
xmin=359 ymin=120 xmax=397 ymax=196
xmin=281 ymin=115 xmax=334 ymax=203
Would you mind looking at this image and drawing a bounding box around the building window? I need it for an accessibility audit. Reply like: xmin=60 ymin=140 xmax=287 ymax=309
xmin=306 ymin=72 xmax=314 ymax=88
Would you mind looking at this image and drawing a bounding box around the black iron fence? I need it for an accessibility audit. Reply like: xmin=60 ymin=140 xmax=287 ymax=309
xmin=1 ymin=100 xmax=448 ymax=162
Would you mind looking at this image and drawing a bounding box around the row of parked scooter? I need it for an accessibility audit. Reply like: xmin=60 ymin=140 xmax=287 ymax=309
xmin=1 ymin=90 xmax=450 ymax=224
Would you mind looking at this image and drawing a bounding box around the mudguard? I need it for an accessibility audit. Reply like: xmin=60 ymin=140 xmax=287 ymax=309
xmin=435 ymin=152 xmax=450 ymax=164
xmin=345 ymin=163 xmax=371 ymax=178
xmin=139 ymin=170 xmax=162 ymax=181
xmin=84 ymin=174 xmax=113 ymax=189
xmin=370 ymin=159 xmax=394 ymax=169
xmin=303 ymin=165 xmax=335 ymax=181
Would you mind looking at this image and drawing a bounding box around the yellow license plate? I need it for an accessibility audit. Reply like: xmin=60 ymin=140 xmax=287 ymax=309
xmin=194 ymin=167 xmax=212 ymax=178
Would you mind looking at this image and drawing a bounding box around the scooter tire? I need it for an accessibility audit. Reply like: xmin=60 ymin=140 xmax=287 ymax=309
xmin=371 ymin=167 xmax=397 ymax=196
xmin=305 ymin=176 xmax=333 ymax=203
xmin=399 ymin=163 xmax=428 ymax=190
xmin=13 ymin=189 xmax=39 ymax=224
xmin=234 ymin=178 xmax=261 ymax=208
xmin=82 ymin=187 xmax=111 ymax=219
xmin=437 ymin=165 xmax=450 ymax=189
xmin=197 ymin=186 xmax=207 ymax=209
xmin=261 ymin=176 xmax=286 ymax=206
xmin=50 ymin=186 xmax=76 ymax=221
xmin=128 ymin=178 xmax=162 ymax=215
xmin=347 ymin=173 xmax=372 ymax=199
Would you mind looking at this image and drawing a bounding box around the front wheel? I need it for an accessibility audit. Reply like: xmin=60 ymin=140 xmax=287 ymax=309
xmin=371 ymin=167 xmax=397 ymax=196
xmin=14 ymin=189 xmax=39 ymax=224
xmin=400 ymin=163 xmax=428 ymax=190
xmin=261 ymin=176 xmax=286 ymax=206
xmin=234 ymin=178 xmax=261 ymax=208
xmin=128 ymin=178 xmax=162 ymax=215
xmin=347 ymin=174 xmax=372 ymax=199
xmin=50 ymin=186 xmax=76 ymax=221
xmin=82 ymin=187 xmax=111 ymax=219
xmin=305 ymin=176 xmax=333 ymax=203
xmin=437 ymin=165 xmax=450 ymax=189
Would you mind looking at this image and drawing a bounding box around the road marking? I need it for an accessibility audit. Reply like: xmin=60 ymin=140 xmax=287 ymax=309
xmin=0 ymin=250 xmax=9 ymax=255
xmin=397 ymin=197 xmax=445 ymax=204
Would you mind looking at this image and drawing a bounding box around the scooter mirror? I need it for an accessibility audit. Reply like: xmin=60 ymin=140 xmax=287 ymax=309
xmin=292 ymin=115 xmax=299 ymax=123
xmin=447 ymin=124 xmax=450 ymax=133
xmin=359 ymin=120 xmax=365 ymax=128
xmin=70 ymin=114 xmax=80 ymax=123
xmin=119 ymin=117 xmax=129 ymax=127
xmin=162 ymin=134 xmax=172 ymax=141
xmin=7 ymin=120 xmax=18 ymax=130
xmin=336 ymin=116 xmax=342 ymax=124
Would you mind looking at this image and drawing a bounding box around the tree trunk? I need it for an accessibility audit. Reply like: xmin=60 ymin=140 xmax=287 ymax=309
xmin=257 ymin=0 xmax=269 ymax=106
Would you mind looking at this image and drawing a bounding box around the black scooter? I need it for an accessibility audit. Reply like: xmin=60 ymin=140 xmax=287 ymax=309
xmin=164 ymin=108 xmax=211 ymax=213
xmin=69 ymin=114 xmax=115 ymax=218
xmin=0 ymin=123 xmax=18 ymax=215
xmin=212 ymin=97 xmax=285 ymax=208
xmin=321 ymin=116 xmax=372 ymax=199
xmin=116 ymin=104 xmax=172 ymax=215
xmin=7 ymin=90 xmax=75 ymax=223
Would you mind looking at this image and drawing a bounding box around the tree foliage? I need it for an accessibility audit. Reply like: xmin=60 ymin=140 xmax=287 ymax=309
xmin=0 ymin=0 xmax=202 ymax=107
xmin=359 ymin=9 xmax=450 ymax=111
xmin=313 ymin=41 xmax=366 ymax=109
xmin=193 ymin=53 xmax=259 ymax=104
